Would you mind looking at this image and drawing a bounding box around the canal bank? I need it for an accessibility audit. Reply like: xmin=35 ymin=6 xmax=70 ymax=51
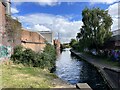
xmin=70 ymin=49 xmax=120 ymax=89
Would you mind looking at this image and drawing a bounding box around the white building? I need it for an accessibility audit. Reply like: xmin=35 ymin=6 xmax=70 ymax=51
xmin=38 ymin=31 xmax=54 ymax=45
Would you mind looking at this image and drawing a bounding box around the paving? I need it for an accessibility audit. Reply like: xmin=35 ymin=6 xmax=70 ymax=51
xmin=71 ymin=50 xmax=120 ymax=90
xmin=76 ymin=83 xmax=92 ymax=90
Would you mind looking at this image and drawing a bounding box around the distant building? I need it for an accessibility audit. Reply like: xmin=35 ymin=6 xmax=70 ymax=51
xmin=21 ymin=29 xmax=47 ymax=52
xmin=112 ymin=29 xmax=120 ymax=36
xmin=38 ymin=31 xmax=53 ymax=45
xmin=54 ymin=39 xmax=61 ymax=50
xmin=104 ymin=29 xmax=120 ymax=49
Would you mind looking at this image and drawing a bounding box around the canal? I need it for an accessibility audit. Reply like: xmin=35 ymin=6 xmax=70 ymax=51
xmin=55 ymin=48 xmax=109 ymax=90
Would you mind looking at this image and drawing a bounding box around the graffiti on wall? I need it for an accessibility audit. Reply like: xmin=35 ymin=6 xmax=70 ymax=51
xmin=0 ymin=45 xmax=12 ymax=59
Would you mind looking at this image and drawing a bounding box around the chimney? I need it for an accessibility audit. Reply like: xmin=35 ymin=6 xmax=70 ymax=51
xmin=6 ymin=0 xmax=11 ymax=15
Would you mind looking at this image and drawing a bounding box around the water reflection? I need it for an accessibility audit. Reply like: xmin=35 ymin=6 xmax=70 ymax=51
xmin=55 ymin=48 xmax=109 ymax=90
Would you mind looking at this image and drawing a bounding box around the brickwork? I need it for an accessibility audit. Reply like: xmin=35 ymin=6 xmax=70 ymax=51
xmin=0 ymin=2 xmax=12 ymax=59
xmin=0 ymin=2 xmax=6 ymax=45
xmin=21 ymin=29 xmax=46 ymax=52
xmin=54 ymin=39 xmax=61 ymax=50
xmin=5 ymin=16 xmax=22 ymax=48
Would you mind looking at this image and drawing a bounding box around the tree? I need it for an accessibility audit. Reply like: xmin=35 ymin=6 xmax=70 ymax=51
xmin=77 ymin=7 xmax=113 ymax=51
xmin=69 ymin=39 xmax=77 ymax=47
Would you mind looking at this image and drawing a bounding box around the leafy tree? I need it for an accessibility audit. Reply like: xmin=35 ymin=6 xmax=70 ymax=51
xmin=77 ymin=8 xmax=113 ymax=51
xmin=70 ymin=39 xmax=78 ymax=47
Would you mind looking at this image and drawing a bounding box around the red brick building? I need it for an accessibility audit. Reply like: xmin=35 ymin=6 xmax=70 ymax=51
xmin=54 ymin=39 xmax=61 ymax=50
xmin=0 ymin=1 xmax=13 ymax=59
xmin=21 ymin=29 xmax=46 ymax=52
xmin=0 ymin=1 xmax=47 ymax=59
xmin=0 ymin=2 xmax=6 ymax=45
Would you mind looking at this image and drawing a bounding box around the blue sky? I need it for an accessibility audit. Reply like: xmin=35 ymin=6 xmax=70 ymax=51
xmin=12 ymin=2 xmax=110 ymax=21
xmin=11 ymin=1 xmax=119 ymax=43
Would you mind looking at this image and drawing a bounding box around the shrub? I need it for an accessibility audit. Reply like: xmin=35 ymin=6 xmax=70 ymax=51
xmin=11 ymin=45 xmax=24 ymax=63
xmin=42 ymin=44 xmax=56 ymax=69
xmin=11 ymin=44 xmax=56 ymax=69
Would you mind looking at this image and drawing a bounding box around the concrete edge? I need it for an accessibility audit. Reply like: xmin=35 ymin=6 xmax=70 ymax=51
xmin=70 ymin=49 xmax=116 ymax=89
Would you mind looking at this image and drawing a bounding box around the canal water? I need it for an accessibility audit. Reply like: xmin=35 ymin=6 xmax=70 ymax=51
xmin=55 ymin=48 xmax=109 ymax=90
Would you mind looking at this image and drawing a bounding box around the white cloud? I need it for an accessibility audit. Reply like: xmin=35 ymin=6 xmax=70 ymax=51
xmin=37 ymin=0 xmax=60 ymax=6
xmin=108 ymin=2 xmax=120 ymax=31
xmin=11 ymin=0 xmax=119 ymax=4
xmin=16 ymin=13 xmax=82 ymax=43
xmin=11 ymin=0 xmax=119 ymax=7
xmin=33 ymin=24 xmax=51 ymax=31
xmin=11 ymin=0 xmax=60 ymax=6
xmin=11 ymin=7 xmax=19 ymax=14
xmin=108 ymin=3 xmax=118 ymax=18
xmin=89 ymin=0 xmax=119 ymax=4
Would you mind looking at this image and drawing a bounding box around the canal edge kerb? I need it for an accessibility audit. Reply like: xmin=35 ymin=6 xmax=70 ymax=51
xmin=70 ymin=49 xmax=116 ymax=90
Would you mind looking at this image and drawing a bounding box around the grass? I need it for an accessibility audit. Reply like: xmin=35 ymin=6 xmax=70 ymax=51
xmin=84 ymin=52 xmax=120 ymax=68
xmin=1 ymin=61 xmax=58 ymax=88
xmin=100 ymin=59 xmax=120 ymax=67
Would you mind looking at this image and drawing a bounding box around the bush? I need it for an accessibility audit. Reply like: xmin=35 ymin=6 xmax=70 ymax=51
xmin=11 ymin=45 xmax=24 ymax=63
xmin=11 ymin=44 xmax=56 ymax=69
xmin=42 ymin=44 xmax=56 ymax=69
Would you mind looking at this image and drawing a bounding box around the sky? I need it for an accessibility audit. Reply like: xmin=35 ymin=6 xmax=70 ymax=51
xmin=11 ymin=0 xmax=120 ymax=43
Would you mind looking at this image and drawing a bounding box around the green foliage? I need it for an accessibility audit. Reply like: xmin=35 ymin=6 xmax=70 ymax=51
xmin=11 ymin=45 xmax=24 ymax=63
xmin=11 ymin=44 xmax=56 ymax=69
xmin=69 ymin=39 xmax=83 ymax=51
xmin=76 ymin=7 xmax=113 ymax=51
xmin=61 ymin=43 xmax=70 ymax=49
xmin=69 ymin=39 xmax=78 ymax=47
xmin=43 ymin=44 xmax=56 ymax=67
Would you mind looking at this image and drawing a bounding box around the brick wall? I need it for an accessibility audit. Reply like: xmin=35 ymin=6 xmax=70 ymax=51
xmin=0 ymin=2 xmax=6 ymax=45
xmin=0 ymin=2 xmax=12 ymax=59
xmin=5 ymin=16 xmax=22 ymax=48
xmin=21 ymin=29 xmax=46 ymax=52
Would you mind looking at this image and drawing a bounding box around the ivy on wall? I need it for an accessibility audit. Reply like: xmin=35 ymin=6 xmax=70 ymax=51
xmin=5 ymin=15 xmax=22 ymax=47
